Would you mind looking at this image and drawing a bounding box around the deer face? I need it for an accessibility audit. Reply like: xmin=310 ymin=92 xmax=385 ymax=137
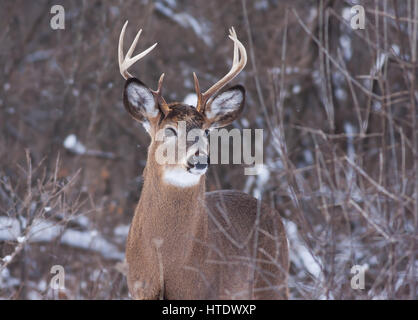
xmin=119 ymin=23 xmax=247 ymax=187
xmin=123 ymin=78 xmax=245 ymax=187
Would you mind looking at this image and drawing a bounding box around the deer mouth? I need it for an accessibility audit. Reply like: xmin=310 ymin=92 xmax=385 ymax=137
xmin=186 ymin=154 xmax=209 ymax=175
xmin=188 ymin=163 xmax=208 ymax=175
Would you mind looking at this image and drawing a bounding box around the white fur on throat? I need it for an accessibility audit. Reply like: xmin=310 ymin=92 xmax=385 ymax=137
xmin=163 ymin=168 xmax=202 ymax=188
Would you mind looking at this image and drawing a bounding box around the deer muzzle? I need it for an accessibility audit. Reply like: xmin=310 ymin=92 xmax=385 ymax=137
xmin=187 ymin=152 xmax=209 ymax=174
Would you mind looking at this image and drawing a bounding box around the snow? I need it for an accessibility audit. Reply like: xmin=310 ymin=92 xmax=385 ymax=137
xmin=271 ymin=127 xmax=286 ymax=157
xmin=252 ymin=164 xmax=270 ymax=199
xmin=312 ymin=70 xmax=321 ymax=85
xmin=344 ymin=121 xmax=356 ymax=164
xmin=113 ymin=224 xmax=130 ymax=238
xmin=342 ymin=7 xmax=352 ymax=21
xmin=0 ymin=267 xmax=20 ymax=290
xmin=372 ymin=101 xmax=382 ymax=111
xmin=292 ymin=85 xmax=301 ymax=94
xmin=0 ymin=217 xmax=124 ymax=260
xmin=183 ymin=93 xmax=198 ymax=106
xmin=26 ymin=291 xmax=42 ymax=300
xmin=254 ymin=0 xmax=269 ymax=11
xmin=243 ymin=175 xmax=255 ymax=194
xmin=63 ymin=134 xmax=86 ymax=155
xmin=61 ymin=229 xmax=123 ymax=260
xmin=73 ymin=215 xmax=90 ymax=228
xmin=89 ymin=269 xmax=103 ymax=281
xmin=2 ymin=255 xmax=12 ymax=263
xmin=303 ymin=149 xmax=313 ymax=165
xmin=375 ymin=53 xmax=387 ymax=72
xmin=270 ymin=66 xmax=302 ymax=76
xmin=335 ymin=88 xmax=347 ymax=101
xmin=154 ymin=2 xmax=212 ymax=46
xmin=109 ymin=6 xmax=120 ymax=18
xmin=339 ymin=35 xmax=352 ymax=60
xmin=344 ymin=123 xmax=355 ymax=161
xmin=391 ymin=44 xmax=400 ymax=56
xmin=241 ymin=118 xmax=249 ymax=127
xmin=284 ymin=220 xmax=323 ymax=279
xmin=25 ymin=49 xmax=54 ymax=63
xmin=38 ymin=280 xmax=47 ymax=291
xmin=1 ymin=268 xmax=9 ymax=278
xmin=308 ymin=8 xmax=317 ymax=22
xmin=162 ymin=0 xmax=177 ymax=8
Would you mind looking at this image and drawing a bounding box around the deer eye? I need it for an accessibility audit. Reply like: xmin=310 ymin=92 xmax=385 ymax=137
xmin=165 ymin=127 xmax=177 ymax=137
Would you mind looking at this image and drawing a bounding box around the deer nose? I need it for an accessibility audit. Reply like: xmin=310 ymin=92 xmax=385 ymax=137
xmin=187 ymin=151 xmax=209 ymax=170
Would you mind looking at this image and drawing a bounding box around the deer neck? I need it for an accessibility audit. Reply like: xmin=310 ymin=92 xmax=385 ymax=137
xmin=139 ymin=155 xmax=207 ymax=224
xmin=137 ymin=161 xmax=208 ymax=259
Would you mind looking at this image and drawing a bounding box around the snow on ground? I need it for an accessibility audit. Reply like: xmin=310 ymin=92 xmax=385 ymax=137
xmin=339 ymin=35 xmax=352 ymax=60
xmin=284 ymin=220 xmax=323 ymax=279
xmin=0 ymin=267 xmax=20 ymax=290
xmin=63 ymin=134 xmax=86 ymax=155
xmin=252 ymin=164 xmax=270 ymax=200
xmin=0 ymin=217 xmax=124 ymax=260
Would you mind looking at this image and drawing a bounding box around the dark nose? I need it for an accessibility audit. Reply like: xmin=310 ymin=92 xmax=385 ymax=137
xmin=187 ymin=152 xmax=209 ymax=170
xmin=195 ymin=162 xmax=208 ymax=171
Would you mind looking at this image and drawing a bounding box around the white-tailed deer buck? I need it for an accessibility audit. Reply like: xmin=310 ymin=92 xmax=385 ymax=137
xmin=118 ymin=21 xmax=289 ymax=299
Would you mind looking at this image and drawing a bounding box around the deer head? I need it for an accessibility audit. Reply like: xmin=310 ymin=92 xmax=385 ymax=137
xmin=118 ymin=21 xmax=247 ymax=187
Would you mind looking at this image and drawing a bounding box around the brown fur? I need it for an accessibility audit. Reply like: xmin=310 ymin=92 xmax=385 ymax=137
xmin=119 ymin=27 xmax=289 ymax=299
xmin=125 ymin=123 xmax=289 ymax=299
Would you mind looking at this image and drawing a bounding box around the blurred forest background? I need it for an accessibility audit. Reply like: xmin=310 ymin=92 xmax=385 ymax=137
xmin=0 ymin=0 xmax=417 ymax=299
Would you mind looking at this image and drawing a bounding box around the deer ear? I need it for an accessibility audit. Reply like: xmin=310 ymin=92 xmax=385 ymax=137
xmin=204 ymin=85 xmax=245 ymax=128
xmin=123 ymin=78 xmax=159 ymax=123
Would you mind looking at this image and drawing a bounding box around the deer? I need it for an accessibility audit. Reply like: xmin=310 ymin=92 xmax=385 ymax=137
xmin=118 ymin=21 xmax=289 ymax=300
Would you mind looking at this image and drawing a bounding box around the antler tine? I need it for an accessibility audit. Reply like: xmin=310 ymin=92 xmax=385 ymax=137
xmin=118 ymin=21 xmax=158 ymax=80
xmin=118 ymin=21 xmax=127 ymax=71
xmin=193 ymin=72 xmax=204 ymax=111
xmin=230 ymin=27 xmax=239 ymax=66
xmin=195 ymin=27 xmax=247 ymax=112
xmin=153 ymin=73 xmax=165 ymax=95
xmin=150 ymin=73 xmax=171 ymax=115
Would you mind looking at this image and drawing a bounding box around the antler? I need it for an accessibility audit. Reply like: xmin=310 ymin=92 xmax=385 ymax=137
xmin=151 ymin=73 xmax=170 ymax=115
xmin=194 ymin=27 xmax=247 ymax=112
xmin=118 ymin=21 xmax=157 ymax=80
xmin=119 ymin=21 xmax=170 ymax=115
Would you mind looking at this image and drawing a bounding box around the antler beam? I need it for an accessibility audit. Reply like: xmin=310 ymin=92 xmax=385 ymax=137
xmin=118 ymin=21 xmax=158 ymax=80
xmin=118 ymin=21 xmax=170 ymax=114
xmin=194 ymin=27 xmax=247 ymax=112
